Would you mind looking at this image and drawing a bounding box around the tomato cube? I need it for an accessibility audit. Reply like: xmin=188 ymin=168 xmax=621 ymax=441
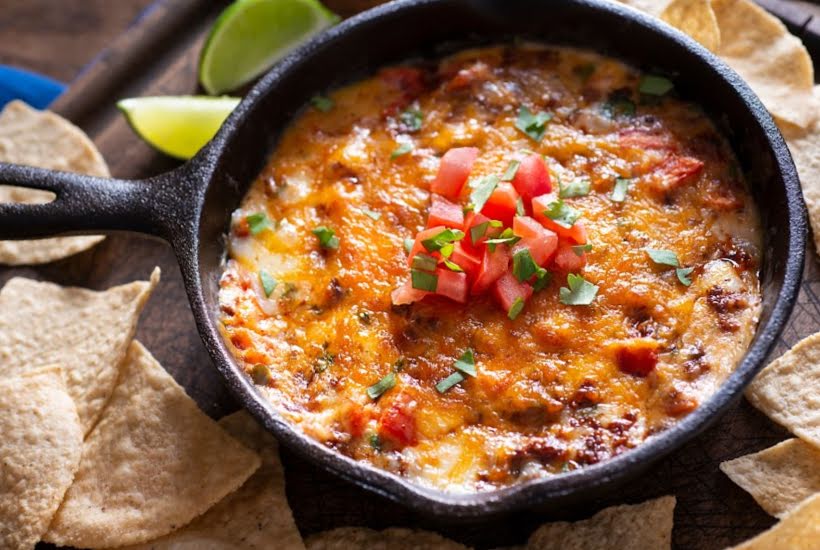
xmin=471 ymin=246 xmax=511 ymax=295
xmin=492 ymin=271 xmax=533 ymax=313
xmin=615 ymin=338 xmax=660 ymax=377
xmin=406 ymin=225 xmax=447 ymax=266
xmin=552 ymin=241 xmax=587 ymax=272
xmin=426 ymin=194 xmax=465 ymax=229
xmin=513 ymin=216 xmax=558 ymax=266
xmin=481 ymin=182 xmax=520 ymax=226
xmin=434 ymin=268 xmax=468 ymax=304
xmin=464 ymin=211 xmax=492 ymax=248
xmin=391 ymin=278 xmax=429 ymax=305
xmin=449 ymin=242 xmax=482 ymax=280
xmin=431 ymin=147 xmax=479 ymax=199
xmin=511 ymin=154 xmax=551 ymax=201
xmin=532 ymin=193 xmax=588 ymax=244
xmin=379 ymin=393 xmax=418 ymax=447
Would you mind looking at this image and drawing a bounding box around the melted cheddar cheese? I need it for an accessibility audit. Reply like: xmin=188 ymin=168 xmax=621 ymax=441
xmin=218 ymin=45 xmax=761 ymax=492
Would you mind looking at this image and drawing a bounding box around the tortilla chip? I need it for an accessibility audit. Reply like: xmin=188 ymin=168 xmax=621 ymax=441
xmin=0 ymin=368 xmax=83 ymax=550
xmin=44 ymin=341 xmax=262 ymax=548
xmin=727 ymin=493 xmax=820 ymax=549
xmin=660 ymin=0 xmax=720 ymax=52
xmin=780 ymin=91 xmax=820 ymax=255
xmin=0 ymin=269 xmax=159 ymax=435
xmin=710 ymin=0 xmax=816 ymax=129
xmin=745 ymin=331 xmax=820 ymax=449
xmin=526 ymin=496 xmax=675 ymax=549
xmin=306 ymin=527 xmax=468 ymax=549
xmin=618 ymin=0 xmax=671 ymax=17
xmin=0 ymin=100 xmax=109 ymax=265
xmin=720 ymin=438 xmax=820 ymax=518
xmin=126 ymin=411 xmax=304 ymax=550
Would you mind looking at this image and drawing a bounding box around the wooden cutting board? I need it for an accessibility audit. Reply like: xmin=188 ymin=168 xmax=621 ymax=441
xmin=3 ymin=1 xmax=819 ymax=548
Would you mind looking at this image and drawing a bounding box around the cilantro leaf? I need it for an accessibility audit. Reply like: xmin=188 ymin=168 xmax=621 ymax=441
xmin=259 ymin=270 xmax=277 ymax=297
xmin=391 ymin=143 xmax=413 ymax=159
xmin=403 ymin=237 xmax=414 ymax=254
xmin=435 ymin=371 xmax=465 ymax=393
xmin=507 ymin=297 xmax=525 ymax=320
xmin=501 ymin=160 xmax=521 ymax=181
xmin=454 ymin=348 xmax=476 ymax=377
xmin=421 ymin=228 xmax=465 ymax=253
xmin=532 ymin=268 xmax=552 ymax=292
xmin=572 ymin=244 xmax=592 ymax=257
xmin=559 ymin=273 xmax=599 ymax=306
xmin=485 ymin=227 xmax=521 ymax=252
xmin=411 ymin=253 xmax=437 ymax=272
xmin=515 ymin=106 xmax=553 ymax=142
xmin=560 ymin=178 xmax=591 ymax=198
xmin=367 ymin=371 xmax=396 ymax=400
xmin=400 ymin=108 xmax=423 ymax=132
xmin=411 ymin=269 xmax=438 ymax=292
xmin=310 ymin=95 xmax=334 ymax=112
xmin=543 ymin=199 xmax=581 ymax=228
xmin=246 ymin=212 xmax=272 ymax=235
xmin=312 ymin=226 xmax=339 ymax=249
xmin=469 ymin=175 xmax=500 ymax=213
xmin=639 ymin=75 xmax=674 ymax=96
xmin=645 ymin=248 xmax=680 ymax=268
xmin=512 ymin=248 xmax=539 ymax=282
xmin=676 ymin=267 xmax=694 ymax=286
xmin=611 ymin=177 xmax=631 ymax=202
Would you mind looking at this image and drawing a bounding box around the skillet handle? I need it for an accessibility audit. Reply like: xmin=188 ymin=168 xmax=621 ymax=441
xmin=0 ymin=162 xmax=193 ymax=243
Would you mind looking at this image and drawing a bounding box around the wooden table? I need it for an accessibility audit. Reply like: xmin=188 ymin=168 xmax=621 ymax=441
xmin=1 ymin=1 xmax=817 ymax=548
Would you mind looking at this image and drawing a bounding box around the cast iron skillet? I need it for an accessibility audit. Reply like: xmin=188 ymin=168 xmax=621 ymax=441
xmin=0 ymin=0 xmax=806 ymax=517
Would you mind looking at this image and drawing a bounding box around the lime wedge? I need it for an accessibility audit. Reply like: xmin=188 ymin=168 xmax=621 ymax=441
xmin=117 ymin=96 xmax=240 ymax=160
xmin=199 ymin=0 xmax=339 ymax=95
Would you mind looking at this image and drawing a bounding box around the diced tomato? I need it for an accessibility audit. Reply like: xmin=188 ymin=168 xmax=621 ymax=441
xmin=513 ymin=216 xmax=558 ymax=265
xmin=345 ymin=405 xmax=368 ymax=438
xmin=379 ymin=66 xmax=426 ymax=97
xmin=464 ymin=211 xmax=491 ymax=248
xmin=449 ymin=242 xmax=481 ymax=280
xmin=615 ymin=339 xmax=660 ymax=377
xmin=532 ymin=193 xmax=588 ymax=244
xmin=434 ymin=268 xmax=468 ymax=304
xmin=553 ymin=241 xmax=587 ymax=272
xmin=472 ymin=246 xmax=511 ymax=295
xmin=391 ymin=278 xmax=429 ymax=305
xmin=656 ymin=155 xmax=704 ymax=190
xmin=511 ymin=154 xmax=551 ymax=201
xmin=618 ymin=129 xmax=676 ymax=151
xmin=406 ymin=225 xmax=446 ymax=266
xmin=426 ymin=194 xmax=464 ymax=229
xmin=431 ymin=147 xmax=479 ymax=199
xmin=492 ymin=271 xmax=533 ymax=313
xmin=481 ymin=182 xmax=520 ymax=226
xmin=379 ymin=393 xmax=418 ymax=447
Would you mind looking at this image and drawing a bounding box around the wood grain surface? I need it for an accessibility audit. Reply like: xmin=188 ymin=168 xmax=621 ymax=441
xmin=1 ymin=1 xmax=817 ymax=548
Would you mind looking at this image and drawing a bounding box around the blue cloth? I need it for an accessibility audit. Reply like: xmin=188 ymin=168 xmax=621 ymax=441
xmin=0 ymin=65 xmax=65 ymax=110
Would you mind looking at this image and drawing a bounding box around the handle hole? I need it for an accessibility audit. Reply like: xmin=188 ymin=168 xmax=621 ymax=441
xmin=0 ymin=184 xmax=56 ymax=205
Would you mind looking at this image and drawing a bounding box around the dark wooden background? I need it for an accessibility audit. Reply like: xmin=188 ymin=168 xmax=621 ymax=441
xmin=1 ymin=1 xmax=818 ymax=548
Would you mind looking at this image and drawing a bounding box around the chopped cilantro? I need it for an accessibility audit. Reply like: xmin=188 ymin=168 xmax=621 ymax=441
xmin=259 ymin=270 xmax=277 ymax=297
xmin=391 ymin=143 xmax=413 ymax=159
xmin=559 ymin=273 xmax=599 ymax=306
xmin=421 ymin=228 xmax=465 ymax=253
xmin=572 ymin=244 xmax=592 ymax=257
xmin=443 ymin=259 xmax=464 ymax=272
xmin=469 ymin=220 xmax=503 ymax=244
xmin=515 ymin=196 xmax=526 ymax=216
xmin=403 ymin=237 xmax=414 ymax=254
xmin=645 ymin=248 xmax=680 ymax=267
xmin=513 ymin=248 xmax=539 ymax=282
xmin=611 ymin=177 xmax=631 ymax=202
xmin=411 ymin=253 xmax=438 ymax=272
xmin=369 ymin=434 xmax=382 ymax=450
xmin=532 ymin=268 xmax=552 ymax=292
xmin=485 ymin=227 xmax=521 ymax=252
xmin=501 ymin=160 xmax=521 ymax=181
xmin=469 ymin=175 xmax=500 ymax=213
xmin=361 ymin=207 xmax=382 ymax=220
xmin=560 ymin=178 xmax=591 ymax=198
xmin=367 ymin=371 xmax=397 ymax=400
xmin=676 ymin=267 xmax=694 ymax=286
xmin=312 ymin=226 xmax=339 ymax=249
xmin=515 ymin=105 xmax=553 ymax=142
xmin=411 ymin=269 xmax=438 ymax=292
xmin=310 ymin=95 xmax=334 ymax=112
xmin=400 ymin=108 xmax=423 ymax=132
xmin=507 ymin=297 xmax=525 ymax=320
xmin=454 ymin=348 xmax=477 ymax=377
xmin=639 ymin=75 xmax=674 ymax=96
xmin=543 ymin=199 xmax=581 ymax=228
xmin=435 ymin=371 xmax=465 ymax=393
xmin=246 ymin=212 xmax=272 ymax=235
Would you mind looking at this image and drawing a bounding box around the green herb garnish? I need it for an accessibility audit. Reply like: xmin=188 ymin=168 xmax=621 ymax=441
xmin=645 ymin=248 xmax=680 ymax=267
xmin=676 ymin=267 xmax=694 ymax=286
xmin=411 ymin=269 xmax=438 ymax=292
xmin=507 ymin=296 xmax=525 ymax=320
xmin=443 ymin=259 xmax=464 ymax=272
xmin=639 ymin=75 xmax=674 ymax=96
xmin=246 ymin=212 xmax=272 ymax=235
xmin=251 ymin=364 xmax=272 ymax=385
xmin=362 ymin=207 xmax=382 ymax=220
xmin=560 ymin=178 xmax=591 ymax=198
xmin=501 ymin=160 xmax=521 ymax=181
xmin=435 ymin=371 xmax=465 ymax=393
xmin=559 ymin=273 xmax=599 ymax=306
xmin=259 ymin=270 xmax=277 ymax=297
xmin=391 ymin=143 xmax=413 ymax=159
xmin=311 ymin=95 xmax=334 ymax=112
xmin=367 ymin=371 xmax=397 ymax=400
xmin=469 ymin=220 xmax=502 ymax=244
xmin=572 ymin=244 xmax=592 ymax=257
xmin=532 ymin=268 xmax=552 ymax=292
xmin=421 ymin=228 xmax=465 ymax=253
xmin=543 ymin=199 xmax=581 ymax=228
xmin=485 ymin=227 xmax=521 ymax=252
xmin=400 ymin=108 xmax=423 ymax=132
xmin=411 ymin=253 xmax=438 ymax=272
xmin=403 ymin=237 xmax=414 ymax=254
xmin=515 ymin=105 xmax=552 ymax=142
xmin=513 ymin=248 xmax=539 ymax=282
xmin=515 ymin=196 xmax=526 ymax=216
xmin=469 ymin=175 xmax=500 ymax=213
xmin=611 ymin=177 xmax=631 ymax=202
xmin=454 ymin=348 xmax=477 ymax=376
xmin=312 ymin=226 xmax=339 ymax=249
xmin=369 ymin=434 xmax=382 ymax=450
